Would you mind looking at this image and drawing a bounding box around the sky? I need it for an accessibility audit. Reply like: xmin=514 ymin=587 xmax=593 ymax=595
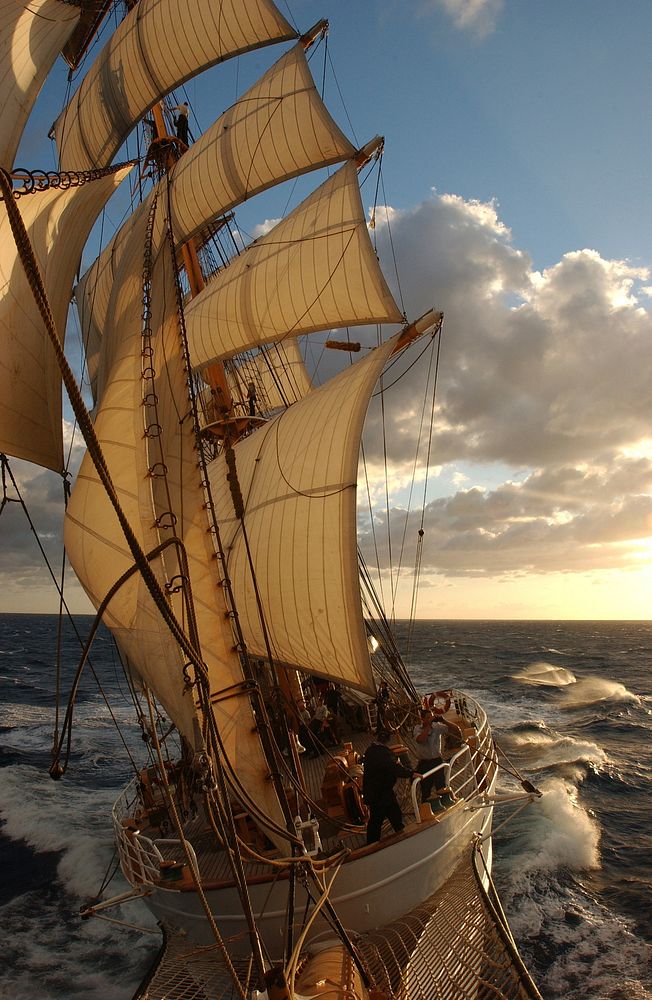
xmin=1 ymin=0 xmax=652 ymax=619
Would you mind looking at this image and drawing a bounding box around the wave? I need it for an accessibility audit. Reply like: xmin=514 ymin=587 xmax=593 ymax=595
xmin=503 ymin=872 xmax=652 ymax=1000
xmin=0 ymin=764 xmax=120 ymax=898
xmin=0 ymin=762 xmax=159 ymax=999
xmin=502 ymin=728 xmax=607 ymax=772
xmin=505 ymin=775 xmax=601 ymax=874
xmin=512 ymin=661 xmax=577 ymax=687
xmin=495 ymin=771 xmax=652 ymax=998
xmin=559 ymin=677 xmax=641 ymax=709
xmin=0 ymin=888 xmax=157 ymax=999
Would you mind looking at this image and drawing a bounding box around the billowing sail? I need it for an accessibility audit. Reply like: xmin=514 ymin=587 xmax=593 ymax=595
xmin=0 ymin=0 xmax=80 ymax=168
xmin=228 ymin=339 xmax=312 ymax=412
xmin=208 ymin=336 xmax=399 ymax=692
xmin=76 ymin=43 xmax=356 ymax=400
xmin=184 ymin=162 xmax=404 ymax=366
xmin=0 ymin=166 xmax=132 ymax=472
xmin=164 ymin=44 xmax=355 ymax=244
xmin=65 ymin=195 xmax=286 ymax=832
xmin=54 ymin=0 xmax=297 ymax=171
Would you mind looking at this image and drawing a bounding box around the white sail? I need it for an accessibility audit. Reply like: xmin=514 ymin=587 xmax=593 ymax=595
xmin=165 ymin=44 xmax=356 ymax=243
xmin=65 ymin=200 xmax=286 ymax=831
xmin=0 ymin=0 xmax=80 ymax=168
xmin=0 ymin=166 xmax=132 ymax=472
xmin=76 ymin=43 xmax=356 ymax=400
xmin=54 ymin=0 xmax=297 ymax=171
xmin=227 ymin=339 xmax=312 ymax=412
xmin=184 ymin=162 xmax=404 ymax=366
xmin=208 ymin=336 xmax=399 ymax=693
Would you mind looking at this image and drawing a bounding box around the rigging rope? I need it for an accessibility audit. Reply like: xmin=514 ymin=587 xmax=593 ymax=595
xmin=144 ymin=692 xmax=249 ymax=1000
xmin=158 ymin=173 xmax=304 ymax=848
xmin=407 ymin=326 xmax=442 ymax=651
xmin=0 ymin=168 xmax=215 ymax=713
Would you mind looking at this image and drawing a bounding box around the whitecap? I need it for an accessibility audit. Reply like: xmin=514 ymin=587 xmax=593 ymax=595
xmin=507 ymin=775 xmax=601 ymax=874
xmin=0 ymin=764 xmax=120 ymax=898
xmin=512 ymin=661 xmax=577 ymax=687
xmin=507 ymin=730 xmax=606 ymax=771
xmin=559 ymin=676 xmax=641 ymax=709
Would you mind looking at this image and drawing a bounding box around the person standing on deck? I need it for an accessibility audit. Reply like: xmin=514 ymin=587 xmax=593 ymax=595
xmin=362 ymin=730 xmax=416 ymax=845
xmin=413 ymin=707 xmax=463 ymax=801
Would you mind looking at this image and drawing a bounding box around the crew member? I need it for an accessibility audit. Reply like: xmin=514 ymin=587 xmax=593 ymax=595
xmin=413 ymin=707 xmax=462 ymax=801
xmin=171 ymin=102 xmax=190 ymax=145
xmin=362 ymin=730 xmax=416 ymax=845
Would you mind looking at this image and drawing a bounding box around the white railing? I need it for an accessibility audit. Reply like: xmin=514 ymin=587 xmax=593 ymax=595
xmin=112 ymin=778 xmax=199 ymax=888
xmin=112 ymin=689 xmax=498 ymax=879
xmin=409 ymin=692 xmax=496 ymax=821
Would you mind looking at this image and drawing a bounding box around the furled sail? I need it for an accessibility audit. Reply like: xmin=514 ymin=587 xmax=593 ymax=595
xmin=0 ymin=0 xmax=80 ymax=168
xmin=0 ymin=166 xmax=132 ymax=472
xmin=76 ymin=43 xmax=356 ymax=400
xmin=208 ymin=336 xmax=400 ymax=693
xmin=183 ymin=162 xmax=404 ymax=366
xmin=54 ymin=0 xmax=297 ymax=171
xmin=65 ymin=196 xmax=286 ymax=832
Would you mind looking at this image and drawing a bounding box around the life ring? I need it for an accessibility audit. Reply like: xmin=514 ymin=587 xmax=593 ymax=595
xmin=427 ymin=690 xmax=452 ymax=715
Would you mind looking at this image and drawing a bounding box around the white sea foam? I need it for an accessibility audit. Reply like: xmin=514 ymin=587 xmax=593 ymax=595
xmin=497 ymin=766 xmax=651 ymax=997
xmin=1 ymin=701 xmax=52 ymax=726
xmin=559 ymin=676 xmax=641 ymax=709
xmin=512 ymin=661 xmax=577 ymax=687
xmin=0 ymin=889 xmax=157 ymax=1000
xmin=0 ymin=764 xmax=120 ymax=898
xmin=507 ymin=775 xmax=601 ymax=874
xmin=504 ymin=878 xmax=652 ymax=1000
xmin=508 ymin=729 xmax=607 ymax=771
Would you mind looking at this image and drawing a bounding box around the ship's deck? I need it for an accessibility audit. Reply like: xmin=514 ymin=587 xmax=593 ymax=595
xmin=119 ymin=704 xmax=489 ymax=890
xmin=181 ymin=728 xmax=380 ymax=884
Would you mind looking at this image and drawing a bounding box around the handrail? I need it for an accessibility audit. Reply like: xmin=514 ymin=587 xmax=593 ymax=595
xmin=410 ymin=690 xmax=497 ymax=822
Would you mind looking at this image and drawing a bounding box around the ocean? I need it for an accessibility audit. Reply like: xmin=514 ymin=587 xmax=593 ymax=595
xmin=0 ymin=614 xmax=650 ymax=999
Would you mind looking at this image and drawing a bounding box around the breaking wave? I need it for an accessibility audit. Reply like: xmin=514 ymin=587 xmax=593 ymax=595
xmin=511 ymin=661 xmax=577 ymax=686
xmin=503 ymin=727 xmax=607 ymax=772
xmin=559 ymin=677 xmax=641 ymax=709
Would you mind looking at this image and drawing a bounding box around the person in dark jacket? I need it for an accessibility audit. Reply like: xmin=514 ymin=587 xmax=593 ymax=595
xmin=171 ymin=102 xmax=190 ymax=145
xmin=362 ymin=730 xmax=416 ymax=845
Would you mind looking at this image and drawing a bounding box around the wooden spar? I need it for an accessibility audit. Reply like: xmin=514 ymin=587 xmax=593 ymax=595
xmin=356 ymin=136 xmax=384 ymax=169
xmin=300 ymin=19 xmax=329 ymax=49
xmin=392 ymin=309 xmax=443 ymax=355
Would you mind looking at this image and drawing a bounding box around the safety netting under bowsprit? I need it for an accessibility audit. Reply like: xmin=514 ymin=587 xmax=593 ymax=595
xmin=133 ymin=843 xmax=542 ymax=1000
xmin=355 ymin=842 xmax=542 ymax=1000
xmin=133 ymin=934 xmax=258 ymax=1000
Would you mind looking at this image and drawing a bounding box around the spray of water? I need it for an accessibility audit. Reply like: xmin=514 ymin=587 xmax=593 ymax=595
xmin=512 ymin=662 xmax=577 ymax=687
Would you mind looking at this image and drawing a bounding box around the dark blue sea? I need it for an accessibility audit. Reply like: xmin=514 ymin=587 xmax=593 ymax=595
xmin=0 ymin=614 xmax=650 ymax=999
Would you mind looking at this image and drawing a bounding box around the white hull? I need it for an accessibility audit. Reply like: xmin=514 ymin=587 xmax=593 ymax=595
xmin=145 ymin=790 xmax=495 ymax=961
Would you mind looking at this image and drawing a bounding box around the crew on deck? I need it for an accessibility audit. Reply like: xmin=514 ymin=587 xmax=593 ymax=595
xmin=362 ymin=730 xmax=417 ymax=845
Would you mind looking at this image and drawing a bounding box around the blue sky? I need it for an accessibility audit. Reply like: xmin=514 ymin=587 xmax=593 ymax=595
xmin=3 ymin=0 xmax=652 ymax=618
xmin=316 ymin=0 xmax=651 ymax=272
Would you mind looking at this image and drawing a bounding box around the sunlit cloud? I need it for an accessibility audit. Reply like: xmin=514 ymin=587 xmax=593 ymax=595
xmin=2 ymin=187 xmax=651 ymax=617
xmin=423 ymin=0 xmax=505 ymax=37
xmin=355 ymin=189 xmax=652 ymax=592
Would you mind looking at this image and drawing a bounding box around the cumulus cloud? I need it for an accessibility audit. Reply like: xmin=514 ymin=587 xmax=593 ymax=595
xmin=360 ymin=455 xmax=652 ymax=578
xmin=2 ymin=188 xmax=651 ymax=608
xmin=368 ymin=192 xmax=652 ymax=469
xmin=356 ymin=189 xmax=652 ymax=579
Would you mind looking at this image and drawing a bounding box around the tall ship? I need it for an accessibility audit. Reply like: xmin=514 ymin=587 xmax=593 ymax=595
xmin=0 ymin=0 xmax=544 ymax=996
